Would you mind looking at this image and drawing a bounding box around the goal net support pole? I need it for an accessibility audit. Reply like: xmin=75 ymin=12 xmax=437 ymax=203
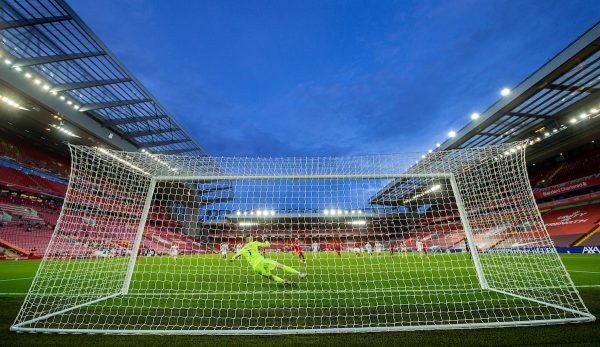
xmin=122 ymin=178 xmax=157 ymax=295
xmin=448 ymin=174 xmax=489 ymax=289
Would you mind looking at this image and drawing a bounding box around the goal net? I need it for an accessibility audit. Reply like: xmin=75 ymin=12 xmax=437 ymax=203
xmin=12 ymin=141 xmax=594 ymax=334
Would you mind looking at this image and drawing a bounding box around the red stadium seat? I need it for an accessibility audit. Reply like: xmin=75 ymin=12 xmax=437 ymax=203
xmin=541 ymin=203 xmax=600 ymax=247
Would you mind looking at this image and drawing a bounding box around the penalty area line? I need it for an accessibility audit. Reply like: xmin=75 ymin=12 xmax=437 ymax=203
xmin=0 ymin=277 xmax=34 ymax=282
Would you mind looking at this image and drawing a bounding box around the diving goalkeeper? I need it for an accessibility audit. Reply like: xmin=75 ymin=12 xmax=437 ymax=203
xmin=231 ymin=236 xmax=307 ymax=286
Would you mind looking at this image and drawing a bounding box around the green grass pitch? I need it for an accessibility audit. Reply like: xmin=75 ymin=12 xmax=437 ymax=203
xmin=0 ymin=253 xmax=599 ymax=346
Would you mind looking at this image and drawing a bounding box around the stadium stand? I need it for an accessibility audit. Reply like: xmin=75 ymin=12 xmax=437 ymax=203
xmin=1 ymin=131 xmax=599 ymax=260
xmin=0 ymin=166 xmax=67 ymax=197
xmin=528 ymin=146 xmax=600 ymax=188
xmin=0 ymin=129 xmax=69 ymax=197
xmin=0 ymin=190 xmax=212 ymax=259
xmin=541 ymin=203 xmax=600 ymax=247
xmin=0 ymin=129 xmax=69 ymax=179
xmin=550 ymin=148 xmax=600 ymax=186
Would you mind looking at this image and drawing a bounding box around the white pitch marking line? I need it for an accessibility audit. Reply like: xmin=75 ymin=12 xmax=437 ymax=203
xmin=0 ymin=277 xmax=34 ymax=282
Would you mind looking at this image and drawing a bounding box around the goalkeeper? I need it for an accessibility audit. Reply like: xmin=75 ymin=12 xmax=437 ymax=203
xmin=231 ymin=236 xmax=306 ymax=286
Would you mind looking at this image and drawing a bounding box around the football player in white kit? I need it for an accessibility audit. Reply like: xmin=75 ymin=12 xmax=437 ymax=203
xmin=312 ymin=241 xmax=320 ymax=254
xmin=220 ymin=242 xmax=229 ymax=259
xmin=170 ymin=245 xmax=179 ymax=261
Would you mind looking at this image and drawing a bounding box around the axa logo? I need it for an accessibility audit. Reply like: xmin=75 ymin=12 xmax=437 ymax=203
xmin=582 ymin=246 xmax=600 ymax=254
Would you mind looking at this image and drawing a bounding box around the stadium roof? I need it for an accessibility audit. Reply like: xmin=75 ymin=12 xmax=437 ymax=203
xmin=372 ymin=21 xmax=600 ymax=205
xmin=0 ymin=0 xmax=208 ymax=156
xmin=440 ymin=21 xmax=600 ymax=153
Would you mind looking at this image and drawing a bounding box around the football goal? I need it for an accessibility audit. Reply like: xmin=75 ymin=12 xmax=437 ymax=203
xmin=11 ymin=141 xmax=594 ymax=334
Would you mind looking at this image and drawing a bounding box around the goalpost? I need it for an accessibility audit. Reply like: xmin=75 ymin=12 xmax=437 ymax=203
xmin=11 ymin=141 xmax=594 ymax=334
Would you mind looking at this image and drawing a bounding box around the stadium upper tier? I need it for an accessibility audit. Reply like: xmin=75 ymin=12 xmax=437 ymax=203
xmin=529 ymin=145 xmax=600 ymax=188
xmin=372 ymin=21 xmax=600 ymax=205
xmin=0 ymin=0 xmax=207 ymax=156
xmin=0 ymin=129 xmax=69 ymax=178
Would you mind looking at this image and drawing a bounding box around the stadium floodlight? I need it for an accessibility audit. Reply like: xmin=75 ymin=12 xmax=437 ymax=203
xmin=579 ymin=113 xmax=588 ymax=120
xmin=24 ymin=72 xmax=32 ymax=79
xmin=501 ymin=88 xmax=511 ymax=96
xmin=471 ymin=112 xmax=480 ymax=120
xmin=569 ymin=118 xmax=577 ymax=124
xmin=12 ymin=142 xmax=595 ymax=335
xmin=33 ymin=78 xmax=41 ymax=85
xmin=429 ymin=184 xmax=441 ymax=191
xmin=448 ymin=130 xmax=457 ymax=138
xmin=0 ymin=95 xmax=28 ymax=111
xmin=3 ymin=58 xmax=11 ymax=65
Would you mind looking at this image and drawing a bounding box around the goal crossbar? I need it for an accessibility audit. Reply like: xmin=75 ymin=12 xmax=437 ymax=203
xmin=153 ymin=173 xmax=453 ymax=181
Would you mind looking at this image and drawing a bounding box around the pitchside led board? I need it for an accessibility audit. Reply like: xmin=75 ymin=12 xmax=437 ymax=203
xmin=12 ymin=142 xmax=595 ymax=334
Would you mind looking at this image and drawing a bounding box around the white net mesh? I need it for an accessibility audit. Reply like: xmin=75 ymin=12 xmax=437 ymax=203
xmin=11 ymin=142 xmax=594 ymax=334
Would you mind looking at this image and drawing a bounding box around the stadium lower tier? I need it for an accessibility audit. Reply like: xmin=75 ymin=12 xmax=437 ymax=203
xmin=1 ymin=198 xmax=599 ymax=259
xmin=0 ymin=223 xmax=210 ymax=258
xmin=541 ymin=203 xmax=600 ymax=247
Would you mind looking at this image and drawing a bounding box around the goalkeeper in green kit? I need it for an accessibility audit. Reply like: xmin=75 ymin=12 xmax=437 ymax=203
xmin=231 ymin=236 xmax=307 ymax=286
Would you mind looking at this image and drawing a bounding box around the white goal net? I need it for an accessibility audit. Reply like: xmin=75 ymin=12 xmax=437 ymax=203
xmin=12 ymin=141 xmax=594 ymax=334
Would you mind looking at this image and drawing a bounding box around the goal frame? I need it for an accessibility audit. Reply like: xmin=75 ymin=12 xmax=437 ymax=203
xmin=11 ymin=170 xmax=595 ymax=335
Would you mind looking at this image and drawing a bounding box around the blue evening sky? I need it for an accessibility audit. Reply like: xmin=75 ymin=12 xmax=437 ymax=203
xmin=70 ymin=0 xmax=599 ymax=157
